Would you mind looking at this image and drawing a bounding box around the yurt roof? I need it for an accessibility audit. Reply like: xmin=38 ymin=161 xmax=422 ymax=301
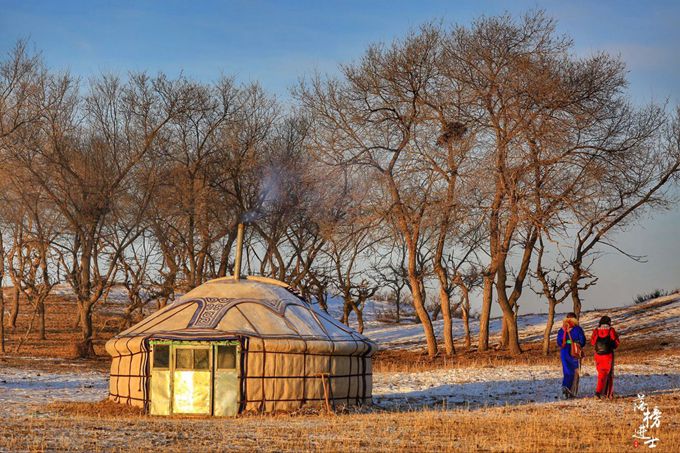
xmin=106 ymin=276 xmax=374 ymax=356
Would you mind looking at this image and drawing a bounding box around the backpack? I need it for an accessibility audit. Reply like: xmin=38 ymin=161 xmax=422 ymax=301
xmin=595 ymin=329 xmax=614 ymax=355
xmin=567 ymin=330 xmax=584 ymax=359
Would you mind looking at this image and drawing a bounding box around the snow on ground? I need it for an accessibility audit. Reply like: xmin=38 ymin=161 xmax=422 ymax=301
xmin=361 ymin=293 xmax=680 ymax=350
xmin=0 ymin=366 xmax=108 ymax=411
xmin=372 ymin=355 xmax=680 ymax=410
xmin=1 ymin=355 xmax=678 ymax=415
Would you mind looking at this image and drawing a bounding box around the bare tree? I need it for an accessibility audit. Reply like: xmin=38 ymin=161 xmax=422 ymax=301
xmin=298 ymin=26 xmax=445 ymax=356
xmin=5 ymin=183 xmax=61 ymax=341
xmin=117 ymin=232 xmax=163 ymax=328
xmin=149 ymin=78 xmax=246 ymax=290
xmin=0 ymin=229 xmax=5 ymax=353
xmin=372 ymin=237 xmax=409 ymax=323
xmin=436 ymin=11 xmax=673 ymax=354
xmin=566 ymin=107 xmax=680 ymax=315
xmin=0 ymin=41 xmax=46 ymax=337
xmin=10 ymin=72 xmax=185 ymax=356
xmin=326 ymin=222 xmax=379 ymax=334
xmin=0 ymin=41 xmax=44 ymax=142
xmin=533 ymin=235 xmax=597 ymax=354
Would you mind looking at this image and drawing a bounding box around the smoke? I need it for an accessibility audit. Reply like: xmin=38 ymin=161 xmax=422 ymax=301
xmin=241 ymin=165 xmax=283 ymax=223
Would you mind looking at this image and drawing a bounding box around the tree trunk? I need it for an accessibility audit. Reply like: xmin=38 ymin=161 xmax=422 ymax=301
xmin=0 ymin=278 xmax=4 ymax=354
xmin=77 ymin=301 xmax=96 ymax=357
xmin=37 ymin=299 xmax=46 ymax=340
xmin=504 ymin=312 xmax=522 ymax=355
xmin=9 ymin=286 xmax=19 ymax=329
xmin=123 ymin=299 xmax=138 ymax=328
xmin=351 ymin=303 xmax=364 ymax=334
xmin=72 ymin=309 xmax=81 ymax=328
xmin=431 ymin=304 xmax=441 ymax=321
xmin=217 ymin=234 xmax=236 ymax=278
xmin=437 ymin=282 xmax=455 ymax=356
xmin=462 ymin=304 xmax=471 ymax=350
xmin=500 ymin=315 xmax=509 ymax=348
xmin=495 ymin=227 xmax=537 ymax=355
xmin=495 ymin=267 xmax=522 ymax=355
xmin=341 ymin=296 xmax=352 ymax=326
xmin=315 ymin=287 xmax=328 ymax=313
xmin=570 ymin=286 xmax=582 ymax=317
xmin=569 ymin=262 xmax=583 ymax=316
xmin=478 ymin=274 xmax=493 ymax=351
xmin=408 ymin=273 xmax=437 ymax=357
xmin=542 ymin=300 xmax=557 ymax=355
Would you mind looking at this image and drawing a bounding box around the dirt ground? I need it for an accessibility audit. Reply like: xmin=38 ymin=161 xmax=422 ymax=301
xmin=0 ymin=290 xmax=128 ymax=360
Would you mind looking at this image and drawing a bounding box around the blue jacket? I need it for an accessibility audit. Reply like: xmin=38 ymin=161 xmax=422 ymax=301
xmin=556 ymin=324 xmax=586 ymax=350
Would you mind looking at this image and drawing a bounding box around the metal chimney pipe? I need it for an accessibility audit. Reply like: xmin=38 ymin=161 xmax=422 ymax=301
xmin=234 ymin=223 xmax=245 ymax=280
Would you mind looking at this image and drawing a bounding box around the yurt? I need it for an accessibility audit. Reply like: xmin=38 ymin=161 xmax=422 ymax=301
xmin=105 ymin=275 xmax=375 ymax=416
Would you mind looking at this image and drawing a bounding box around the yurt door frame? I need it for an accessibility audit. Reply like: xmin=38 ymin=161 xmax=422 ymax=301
xmin=149 ymin=339 xmax=241 ymax=416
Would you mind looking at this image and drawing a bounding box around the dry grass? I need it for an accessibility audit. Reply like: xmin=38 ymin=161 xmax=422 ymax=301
xmin=0 ymin=392 xmax=676 ymax=452
xmin=0 ymin=291 xmax=127 ymax=374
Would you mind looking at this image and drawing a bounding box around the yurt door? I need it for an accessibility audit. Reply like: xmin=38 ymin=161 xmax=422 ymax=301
xmin=149 ymin=341 xmax=172 ymax=415
xmin=213 ymin=342 xmax=240 ymax=416
xmin=172 ymin=345 xmax=212 ymax=414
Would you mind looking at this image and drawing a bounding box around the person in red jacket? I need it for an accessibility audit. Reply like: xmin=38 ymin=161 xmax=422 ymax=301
xmin=590 ymin=315 xmax=620 ymax=399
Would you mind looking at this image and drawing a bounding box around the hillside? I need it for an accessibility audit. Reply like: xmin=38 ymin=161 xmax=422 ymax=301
xmin=359 ymin=292 xmax=680 ymax=351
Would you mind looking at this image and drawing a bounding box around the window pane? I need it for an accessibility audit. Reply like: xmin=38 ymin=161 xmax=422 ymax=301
xmin=176 ymin=348 xmax=192 ymax=369
xmin=217 ymin=345 xmax=237 ymax=369
xmin=153 ymin=345 xmax=169 ymax=369
xmin=194 ymin=349 xmax=209 ymax=370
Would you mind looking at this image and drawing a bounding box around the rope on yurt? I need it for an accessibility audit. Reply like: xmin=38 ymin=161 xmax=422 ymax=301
xmin=140 ymin=338 xmax=150 ymax=411
xmin=114 ymin=338 xmax=123 ymax=403
xmin=304 ymin=301 xmax=337 ymax=411
xmin=271 ymin=347 xmax=279 ymax=411
xmin=128 ymin=302 xmax=194 ymax=334
xmin=359 ymin=338 xmax=372 ymax=405
xmin=234 ymin=304 xmax=262 ymax=412
xmin=124 ymin=336 xmax=135 ymax=405
xmin=239 ymin=336 xmax=249 ymax=414
xmin=276 ymin=303 xmax=310 ymax=409
xmin=302 ymin=344 xmax=307 ymax=408
xmin=347 ymin=334 xmax=361 ymax=407
xmin=260 ymin=339 xmax=267 ymax=413
xmin=235 ymin=305 xmax=260 ymax=335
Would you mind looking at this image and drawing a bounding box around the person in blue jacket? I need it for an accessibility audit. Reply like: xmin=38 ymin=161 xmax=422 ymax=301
xmin=556 ymin=312 xmax=586 ymax=399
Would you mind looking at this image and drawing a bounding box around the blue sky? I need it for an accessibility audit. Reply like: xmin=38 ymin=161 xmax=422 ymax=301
xmin=2 ymin=0 xmax=679 ymax=103
xmin=1 ymin=0 xmax=679 ymax=313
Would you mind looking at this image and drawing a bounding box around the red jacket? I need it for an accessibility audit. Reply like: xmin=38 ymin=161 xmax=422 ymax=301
xmin=590 ymin=326 xmax=620 ymax=350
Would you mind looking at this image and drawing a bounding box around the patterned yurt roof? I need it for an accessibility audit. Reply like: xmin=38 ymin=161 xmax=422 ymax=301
xmin=106 ymin=276 xmax=374 ymax=357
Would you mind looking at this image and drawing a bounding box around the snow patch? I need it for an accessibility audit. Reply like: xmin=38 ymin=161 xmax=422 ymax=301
xmin=0 ymin=368 xmax=108 ymax=406
xmin=373 ymin=357 xmax=680 ymax=410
